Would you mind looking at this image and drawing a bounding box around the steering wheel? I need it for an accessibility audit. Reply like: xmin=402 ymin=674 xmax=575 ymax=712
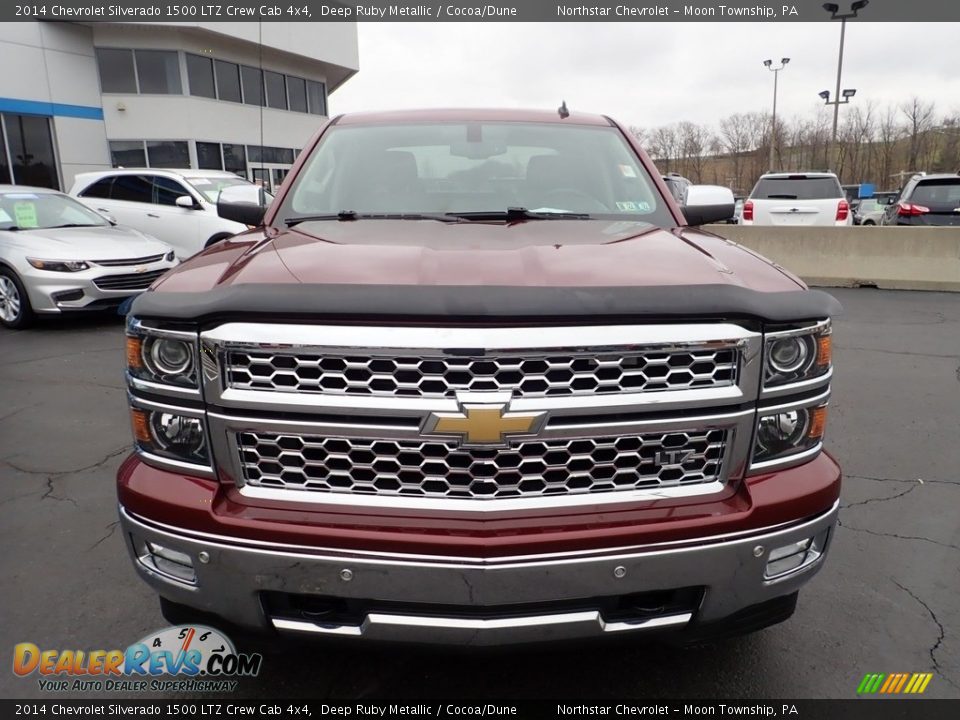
xmin=539 ymin=188 xmax=609 ymax=213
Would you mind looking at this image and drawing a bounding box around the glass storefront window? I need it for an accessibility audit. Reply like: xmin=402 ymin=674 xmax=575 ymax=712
xmin=3 ymin=114 xmax=59 ymax=190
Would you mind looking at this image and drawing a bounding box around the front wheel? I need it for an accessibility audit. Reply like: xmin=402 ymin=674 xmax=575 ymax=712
xmin=0 ymin=268 xmax=35 ymax=329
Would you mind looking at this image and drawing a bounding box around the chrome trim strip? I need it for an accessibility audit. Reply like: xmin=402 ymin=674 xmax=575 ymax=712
xmin=269 ymin=610 xmax=693 ymax=639
xmin=759 ymin=367 xmax=832 ymax=400
xmin=748 ymin=442 xmax=824 ymax=474
xmin=236 ymin=481 xmax=729 ymax=513
xmin=128 ymin=318 xmax=198 ymax=342
xmin=128 ymin=393 xmax=207 ymax=419
xmin=764 ymin=319 xmax=830 ymax=340
xmin=133 ymin=448 xmax=216 ymax=479
xmin=756 ymin=388 xmax=830 ymax=414
xmin=120 ymin=501 xmax=839 ymax=566
xmin=127 ymin=373 xmax=202 ymax=400
xmin=202 ymin=322 xmax=759 ymax=352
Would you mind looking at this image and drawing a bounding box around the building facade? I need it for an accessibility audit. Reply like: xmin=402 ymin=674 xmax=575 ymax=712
xmin=0 ymin=21 xmax=359 ymax=192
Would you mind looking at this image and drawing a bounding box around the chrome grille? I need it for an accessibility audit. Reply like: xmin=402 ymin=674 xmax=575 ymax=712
xmin=236 ymin=429 xmax=728 ymax=500
xmin=93 ymin=254 xmax=166 ymax=267
xmin=225 ymin=348 xmax=738 ymax=398
xmin=93 ymin=269 xmax=167 ymax=291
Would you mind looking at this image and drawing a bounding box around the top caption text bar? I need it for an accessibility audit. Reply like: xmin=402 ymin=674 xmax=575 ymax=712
xmin=4 ymin=0 xmax=959 ymax=22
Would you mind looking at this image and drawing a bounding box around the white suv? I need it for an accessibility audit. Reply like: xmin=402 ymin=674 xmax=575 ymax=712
xmin=70 ymin=169 xmax=253 ymax=259
xmin=741 ymin=172 xmax=852 ymax=227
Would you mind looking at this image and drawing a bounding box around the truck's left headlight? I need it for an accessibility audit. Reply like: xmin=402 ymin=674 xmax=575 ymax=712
xmin=762 ymin=321 xmax=831 ymax=388
xmin=751 ymin=400 xmax=828 ymax=469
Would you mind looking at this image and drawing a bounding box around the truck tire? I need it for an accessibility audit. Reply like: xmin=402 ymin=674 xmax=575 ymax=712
xmin=0 ymin=267 xmax=36 ymax=330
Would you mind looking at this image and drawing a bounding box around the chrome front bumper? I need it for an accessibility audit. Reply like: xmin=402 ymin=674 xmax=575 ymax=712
xmin=120 ymin=501 xmax=838 ymax=646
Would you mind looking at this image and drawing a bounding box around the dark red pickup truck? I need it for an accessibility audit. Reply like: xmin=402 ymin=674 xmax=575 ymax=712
xmin=118 ymin=108 xmax=840 ymax=645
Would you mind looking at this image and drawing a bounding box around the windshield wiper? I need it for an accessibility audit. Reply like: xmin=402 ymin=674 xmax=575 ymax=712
xmin=285 ymin=211 xmax=467 ymax=226
xmin=44 ymin=223 xmax=103 ymax=229
xmin=447 ymin=207 xmax=593 ymax=221
xmin=765 ymin=194 xmax=799 ymax=200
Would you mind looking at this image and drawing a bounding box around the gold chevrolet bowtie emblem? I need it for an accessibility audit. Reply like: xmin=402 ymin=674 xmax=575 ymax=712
xmin=424 ymin=394 xmax=545 ymax=447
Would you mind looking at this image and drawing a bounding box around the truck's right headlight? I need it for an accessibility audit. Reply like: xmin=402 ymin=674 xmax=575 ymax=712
xmin=130 ymin=406 xmax=209 ymax=468
xmin=126 ymin=319 xmax=198 ymax=389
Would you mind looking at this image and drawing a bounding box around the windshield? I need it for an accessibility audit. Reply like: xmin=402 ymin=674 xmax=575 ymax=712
xmin=0 ymin=191 xmax=109 ymax=231
xmin=185 ymin=175 xmax=253 ymax=203
xmin=751 ymin=177 xmax=844 ymax=200
xmin=279 ymin=122 xmax=672 ymax=226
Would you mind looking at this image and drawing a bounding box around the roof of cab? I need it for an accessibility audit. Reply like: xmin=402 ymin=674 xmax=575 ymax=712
xmin=333 ymin=108 xmax=616 ymax=127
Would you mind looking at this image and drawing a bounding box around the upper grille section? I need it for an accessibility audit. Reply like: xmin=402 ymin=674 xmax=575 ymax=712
xmin=93 ymin=254 xmax=166 ymax=267
xmin=237 ymin=429 xmax=729 ymax=500
xmin=224 ymin=347 xmax=738 ymax=399
xmin=94 ymin=269 xmax=166 ymax=291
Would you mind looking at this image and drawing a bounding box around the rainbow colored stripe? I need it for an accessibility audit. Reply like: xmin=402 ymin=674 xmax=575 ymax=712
xmin=857 ymin=672 xmax=933 ymax=694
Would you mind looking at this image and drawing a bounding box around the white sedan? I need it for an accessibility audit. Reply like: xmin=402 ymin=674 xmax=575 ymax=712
xmin=0 ymin=186 xmax=177 ymax=329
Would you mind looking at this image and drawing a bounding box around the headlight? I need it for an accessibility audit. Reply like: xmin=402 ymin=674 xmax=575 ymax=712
xmin=763 ymin=321 xmax=831 ymax=388
xmin=130 ymin=407 xmax=209 ymax=467
xmin=752 ymin=401 xmax=828 ymax=467
xmin=27 ymin=258 xmax=89 ymax=272
xmin=127 ymin=319 xmax=198 ymax=389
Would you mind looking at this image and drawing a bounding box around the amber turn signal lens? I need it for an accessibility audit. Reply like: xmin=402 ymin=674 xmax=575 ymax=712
xmin=816 ymin=335 xmax=832 ymax=367
xmin=807 ymin=405 xmax=828 ymax=439
xmin=126 ymin=336 xmax=143 ymax=369
xmin=130 ymin=408 xmax=152 ymax=444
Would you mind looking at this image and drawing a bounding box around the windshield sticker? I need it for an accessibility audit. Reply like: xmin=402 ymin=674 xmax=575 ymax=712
xmin=618 ymin=164 xmax=637 ymax=178
xmin=615 ymin=201 xmax=651 ymax=212
xmin=13 ymin=202 xmax=39 ymax=228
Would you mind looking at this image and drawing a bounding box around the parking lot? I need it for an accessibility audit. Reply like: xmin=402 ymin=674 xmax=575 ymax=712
xmin=1 ymin=287 xmax=958 ymax=700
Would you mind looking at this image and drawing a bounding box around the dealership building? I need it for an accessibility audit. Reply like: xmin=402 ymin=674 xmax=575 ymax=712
xmin=0 ymin=21 xmax=359 ymax=192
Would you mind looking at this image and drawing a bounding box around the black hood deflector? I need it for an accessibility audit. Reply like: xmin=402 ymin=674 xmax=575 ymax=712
xmin=131 ymin=284 xmax=842 ymax=326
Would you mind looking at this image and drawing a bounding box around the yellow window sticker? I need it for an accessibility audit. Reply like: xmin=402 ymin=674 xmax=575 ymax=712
xmin=13 ymin=202 xmax=39 ymax=228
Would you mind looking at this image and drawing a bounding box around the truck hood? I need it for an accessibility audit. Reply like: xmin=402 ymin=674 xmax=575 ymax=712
xmin=154 ymin=219 xmax=802 ymax=293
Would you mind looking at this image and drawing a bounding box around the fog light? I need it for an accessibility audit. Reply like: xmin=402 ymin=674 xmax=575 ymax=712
xmin=764 ymin=529 xmax=829 ymax=580
xmin=144 ymin=542 xmax=196 ymax=583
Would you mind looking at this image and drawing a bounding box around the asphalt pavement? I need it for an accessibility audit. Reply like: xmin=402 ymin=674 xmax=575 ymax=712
xmin=1 ymin=288 xmax=958 ymax=700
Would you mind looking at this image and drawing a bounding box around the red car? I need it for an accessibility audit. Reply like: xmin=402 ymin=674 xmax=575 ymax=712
xmin=118 ymin=108 xmax=840 ymax=645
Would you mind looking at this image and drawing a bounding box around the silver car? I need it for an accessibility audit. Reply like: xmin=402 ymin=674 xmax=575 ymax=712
xmin=0 ymin=186 xmax=177 ymax=329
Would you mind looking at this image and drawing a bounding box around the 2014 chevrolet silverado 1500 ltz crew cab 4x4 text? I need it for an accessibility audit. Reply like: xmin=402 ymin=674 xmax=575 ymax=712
xmin=117 ymin=109 xmax=841 ymax=646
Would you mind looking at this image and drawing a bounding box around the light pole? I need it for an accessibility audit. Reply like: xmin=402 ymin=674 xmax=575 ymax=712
xmin=821 ymin=0 xmax=869 ymax=172
xmin=764 ymin=58 xmax=789 ymax=171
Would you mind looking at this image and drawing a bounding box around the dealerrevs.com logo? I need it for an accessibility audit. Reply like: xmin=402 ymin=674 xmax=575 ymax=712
xmin=13 ymin=625 xmax=262 ymax=693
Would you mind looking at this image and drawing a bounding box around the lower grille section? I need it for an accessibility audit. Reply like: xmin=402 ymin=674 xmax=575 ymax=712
xmin=236 ymin=429 xmax=728 ymax=500
xmin=93 ymin=269 xmax=166 ymax=291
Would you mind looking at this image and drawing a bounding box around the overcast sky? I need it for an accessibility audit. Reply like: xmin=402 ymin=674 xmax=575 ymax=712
xmin=331 ymin=22 xmax=959 ymax=130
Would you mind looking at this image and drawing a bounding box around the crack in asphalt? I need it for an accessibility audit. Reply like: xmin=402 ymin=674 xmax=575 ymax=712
xmin=41 ymin=476 xmax=78 ymax=507
xmin=840 ymin=483 xmax=919 ymax=510
xmin=847 ymin=473 xmax=958 ymax=487
xmin=88 ymin=520 xmax=120 ymax=550
xmin=837 ymin=519 xmax=960 ymax=554
xmin=2 ymin=445 xmax=129 ymax=478
xmin=892 ymin=580 xmax=958 ymax=691
xmin=0 ymin=406 xmax=31 ymax=424
xmin=834 ymin=344 xmax=960 ymax=360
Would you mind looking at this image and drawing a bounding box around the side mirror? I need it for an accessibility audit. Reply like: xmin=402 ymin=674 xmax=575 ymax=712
xmin=217 ymin=185 xmax=270 ymax=226
xmin=886 ymin=195 xmax=897 ymax=205
xmin=682 ymin=185 xmax=736 ymax=226
xmin=175 ymin=195 xmax=198 ymax=210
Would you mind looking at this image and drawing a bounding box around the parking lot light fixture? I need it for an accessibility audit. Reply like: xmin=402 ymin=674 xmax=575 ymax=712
xmin=822 ymin=0 xmax=869 ymax=172
xmin=765 ymin=58 xmax=790 ymax=171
